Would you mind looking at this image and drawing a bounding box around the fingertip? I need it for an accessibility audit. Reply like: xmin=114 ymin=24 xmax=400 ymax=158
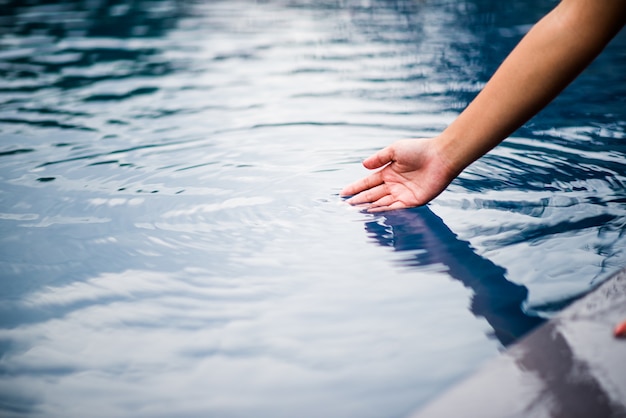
xmin=343 ymin=192 xmax=360 ymax=204
xmin=362 ymin=156 xmax=379 ymax=170
xmin=340 ymin=182 xmax=357 ymax=197
xmin=363 ymin=147 xmax=393 ymax=169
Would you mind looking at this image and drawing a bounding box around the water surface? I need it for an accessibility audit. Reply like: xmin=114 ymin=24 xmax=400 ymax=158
xmin=1 ymin=0 xmax=625 ymax=417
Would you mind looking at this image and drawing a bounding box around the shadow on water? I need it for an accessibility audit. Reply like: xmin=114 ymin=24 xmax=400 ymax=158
xmin=364 ymin=207 xmax=545 ymax=346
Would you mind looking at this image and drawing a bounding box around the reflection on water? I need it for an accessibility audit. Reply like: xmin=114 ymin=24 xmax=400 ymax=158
xmin=411 ymin=269 xmax=626 ymax=418
xmin=366 ymin=208 xmax=545 ymax=346
xmin=513 ymin=321 xmax=626 ymax=418
xmin=1 ymin=0 xmax=626 ymax=416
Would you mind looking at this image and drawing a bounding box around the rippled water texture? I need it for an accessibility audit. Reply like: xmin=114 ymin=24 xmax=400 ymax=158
xmin=1 ymin=0 xmax=625 ymax=417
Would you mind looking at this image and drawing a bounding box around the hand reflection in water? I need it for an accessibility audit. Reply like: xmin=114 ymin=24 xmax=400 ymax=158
xmin=365 ymin=206 xmax=544 ymax=346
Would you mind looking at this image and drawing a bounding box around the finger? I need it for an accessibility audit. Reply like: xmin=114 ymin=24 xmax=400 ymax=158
xmin=367 ymin=200 xmax=407 ymax=213
xmin=350 ymin=202 xmax=373 ymax=211
xmin=369 ymin=194 xmax=395 ymax=208
xmin=340 ymin=171 xmax=384 ymax=197
xmin=363 ymin=146 xmax=394 ymax=170
xmin=346 ymin=184 xmax=388 ymax=205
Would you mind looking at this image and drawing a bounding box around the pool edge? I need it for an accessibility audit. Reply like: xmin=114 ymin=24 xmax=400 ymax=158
xmin=409 ymin=267 xmax=626 ymax=418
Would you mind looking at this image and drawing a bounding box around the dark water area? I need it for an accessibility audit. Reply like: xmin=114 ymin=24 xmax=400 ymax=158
xmin=0 ymin=0 xmax=625 ymax=416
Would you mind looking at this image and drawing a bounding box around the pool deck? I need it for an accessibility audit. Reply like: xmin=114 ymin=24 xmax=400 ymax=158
xmin=409 ymin=267 xmax=626 ymax=418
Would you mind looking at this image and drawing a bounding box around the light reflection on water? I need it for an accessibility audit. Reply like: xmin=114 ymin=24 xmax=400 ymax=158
xmin=1 ymin=0 xmax=625 ymax=416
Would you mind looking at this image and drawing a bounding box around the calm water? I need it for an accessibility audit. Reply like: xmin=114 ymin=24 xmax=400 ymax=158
xmin=1 ymin=0 xmax=625 ymax=417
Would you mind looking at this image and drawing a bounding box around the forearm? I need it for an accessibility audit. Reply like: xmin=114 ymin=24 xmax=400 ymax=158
xmin=437 ymin=0 xmax=626 ymax=177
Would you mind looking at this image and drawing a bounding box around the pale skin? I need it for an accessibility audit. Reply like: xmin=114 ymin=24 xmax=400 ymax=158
xmin=341 ymin=0 xmax=626 ymax=212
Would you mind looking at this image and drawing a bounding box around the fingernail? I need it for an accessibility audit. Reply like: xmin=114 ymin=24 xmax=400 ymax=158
xmin=614 ymin=320 xmax=626 ymax=338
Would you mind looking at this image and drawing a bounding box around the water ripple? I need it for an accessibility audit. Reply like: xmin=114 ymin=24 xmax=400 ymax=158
xmin=1 ymin=0 xmax=626 ymax=416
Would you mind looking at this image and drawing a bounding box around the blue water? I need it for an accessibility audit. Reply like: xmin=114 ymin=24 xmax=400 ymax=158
xmin=1 ymin=0 xmax=625 ymax=417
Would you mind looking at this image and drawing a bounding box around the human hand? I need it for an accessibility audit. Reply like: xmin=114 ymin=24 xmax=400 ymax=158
xmin=340 ymin=138 xmax=457 ymax=212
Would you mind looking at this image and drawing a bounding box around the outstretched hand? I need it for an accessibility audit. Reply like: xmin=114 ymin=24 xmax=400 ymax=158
xmin=341 ymin=0 xmax=626 ymax=213
xmin=340 ymin=138 xmax=457 ymax=212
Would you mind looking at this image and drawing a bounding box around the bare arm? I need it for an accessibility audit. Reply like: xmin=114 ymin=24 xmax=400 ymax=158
xmin=342 ymin=0 xmax=626 ymax=211
xmin=439 ymin=0 xmax=626 ymax=176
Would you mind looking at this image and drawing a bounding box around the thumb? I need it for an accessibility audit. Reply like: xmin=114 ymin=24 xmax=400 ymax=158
xmin=363 ymin=145 xmax=394 ymax=170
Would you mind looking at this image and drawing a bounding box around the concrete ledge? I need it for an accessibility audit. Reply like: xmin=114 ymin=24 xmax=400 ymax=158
xmin=409 ymin=268 xmax=626 ymax=418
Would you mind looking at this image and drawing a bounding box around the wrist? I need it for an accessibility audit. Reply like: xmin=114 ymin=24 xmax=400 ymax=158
xmin=432 ymin=130 xmax=472 ymax=182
